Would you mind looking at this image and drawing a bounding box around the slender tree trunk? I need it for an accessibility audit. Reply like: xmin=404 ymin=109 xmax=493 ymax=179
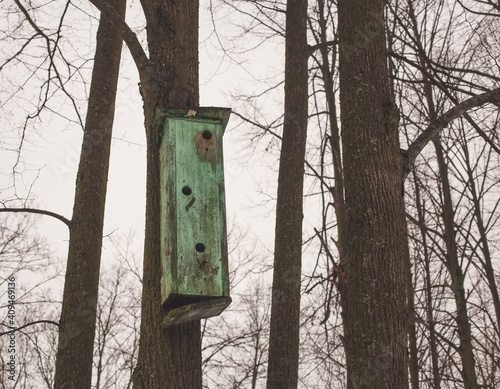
xmin=461 ymin=141 xmax=500 ymax=334
xmin=432 ymin=135 xmax=479 ymax=389
xmin=132 ymin=1 xmax=202 ymax=388
xmin=407 ymin=253 xmax=419 ymax=389
xmin=424 ymin=253 xmax=442 ymax=389
xmin=251 ymin=331 xmax=260 ymax=389
xmin=266 ymin=1 xmax=308 ymax=388
xmin=406 ymin=2 xmax=478 ymax=384
xmin=337 ymin=1 xmax=409 ymax=388
xmin=54 ymin=0 xmax=125 ymax=387
xmin=315 ymin=0 xmax=348 ymax=313
xmin=413 ymin=176 xmax=441 ymax=389
xmin=389 ymin=9 xmax=419 ymax=388
xmin=406 ymin=5 xmax=441 ymax=385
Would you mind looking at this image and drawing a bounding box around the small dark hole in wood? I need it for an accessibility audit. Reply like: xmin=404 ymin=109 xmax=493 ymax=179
xmin=182 ymin=186 xmax=192 ymax=196
xmin=202 ymin=130 xmax=212 ymax=140
xmin=195 ymin=243 xmax=206 ymax=253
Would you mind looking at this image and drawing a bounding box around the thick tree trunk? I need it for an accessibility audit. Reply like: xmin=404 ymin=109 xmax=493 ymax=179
xmin=266 ymin=0 xmax=308 ymax=387
xmin=54 ymin=0 xmax=125 ymax=387
xmin=337 ymin=1 xmax=409 ymax=388
xmin=132 ymin=1 xmax=202 ymax=388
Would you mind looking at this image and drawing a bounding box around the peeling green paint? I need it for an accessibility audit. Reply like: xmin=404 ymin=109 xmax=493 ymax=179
xmin=158 ymin=108 xmax=231 ymax=325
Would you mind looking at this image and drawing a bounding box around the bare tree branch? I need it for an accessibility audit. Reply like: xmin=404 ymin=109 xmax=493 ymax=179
xmin=12 ymin=0 xmax=85 ymax=128
xmin=0 ymin=320 xmax=60 ymax=336
xmin=87 ymin=0 xmax=149 ymax=75
xmin=308 ymin=39 xmax=338 ymax=56
xmin=0 ymin=207 xmax=71 ymax=228
xmin=404 ymin=87 xmax=500 ymax=178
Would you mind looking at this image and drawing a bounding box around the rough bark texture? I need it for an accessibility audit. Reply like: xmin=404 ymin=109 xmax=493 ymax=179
xmin=131 ymin=1 xmax=202 ymax=388
xmin=266 ymin=1 xmax=308 ymax=388
xmin=54 ymin=0 xmax=125 ymax=387
xmin=337 ymin=1 xmax=409 ymax=388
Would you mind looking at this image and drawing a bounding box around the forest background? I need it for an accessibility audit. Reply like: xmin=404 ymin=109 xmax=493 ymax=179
xmin=1 ymin=0 xmax=499 ymax=388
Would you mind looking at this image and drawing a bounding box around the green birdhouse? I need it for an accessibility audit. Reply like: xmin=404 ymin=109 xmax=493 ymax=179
xmin=157 ymin=107 xmax=231 ymax=327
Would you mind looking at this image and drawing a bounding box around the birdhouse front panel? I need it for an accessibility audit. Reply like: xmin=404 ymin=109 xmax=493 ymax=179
xmin=159 ymin=108 xmax=230 ymax=313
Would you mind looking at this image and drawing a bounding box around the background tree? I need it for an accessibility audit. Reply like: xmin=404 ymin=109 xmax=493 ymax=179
xmin=0 ymin=212 xmax=59 ymax=387
xmin=53 ymin=0 xmax=126 ymax=386
xmin=389 ymin=1 xmax=500 ymax=386
xmin=207 ymin=0 xmax=500 ymax=387
xmin=85 ymin=0 xmax=202 ymax=386
xmin=1 ymin=0 xmax=126 ymax=385
xmin=337 ymin=0 xmax=409 ymax=387
xmin=3 ymin=0 xmax=500 ymax=387
xmin=266 ymin=0 xmax=309 ymax=387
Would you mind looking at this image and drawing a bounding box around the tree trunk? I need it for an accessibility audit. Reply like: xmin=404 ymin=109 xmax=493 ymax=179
xmin=337 ymin=0 xmax=409 ymax=388
xmin=266 ymin=0 xmax=308 ymax=387
xmin=413 ymin=176 xmax=441 ymax=389
xmin=461 ymin=140 xmax=500 ymax=335
xmin=432 ymin=135 xmax=479 ymax=389
xmin=407 ymin=254 xmax=419 ymax=389
xmin=132 ymin=1 xmax=202 ymax=388
xmin=315 ymin=0 xmax=348 ymax=314
xmin=54 ymin=0 xmax=125 ymax=387
xmin=407 ymin=1 xmax=479 ymax=383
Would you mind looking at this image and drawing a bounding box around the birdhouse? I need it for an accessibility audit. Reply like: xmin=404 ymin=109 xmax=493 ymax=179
xmin=157 ymin=107 xmax=232 ymax=327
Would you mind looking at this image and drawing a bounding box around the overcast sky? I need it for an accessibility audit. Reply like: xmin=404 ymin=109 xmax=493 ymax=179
xmin=0 ymin=1 xmax=287 ymax=272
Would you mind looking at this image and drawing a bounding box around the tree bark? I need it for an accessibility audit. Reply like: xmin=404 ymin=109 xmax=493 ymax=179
xmin=131 ymin=1 xmax=202 ymax=388
xmin=266 ymin=0 xmax=308 ymax=388
xmin=54 ymin=0 xmax=126 ymax=387
xmin=337 ymin=1 xmax=409 ymax=388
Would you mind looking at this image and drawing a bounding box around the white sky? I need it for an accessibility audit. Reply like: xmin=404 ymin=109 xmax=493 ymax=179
xmin=1 ymin=1 xmax=286 ymax=270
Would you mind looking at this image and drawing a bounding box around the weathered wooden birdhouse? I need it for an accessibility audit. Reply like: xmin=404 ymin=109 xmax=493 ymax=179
xmin=158 ymin=107 xmax=232 ymax=327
